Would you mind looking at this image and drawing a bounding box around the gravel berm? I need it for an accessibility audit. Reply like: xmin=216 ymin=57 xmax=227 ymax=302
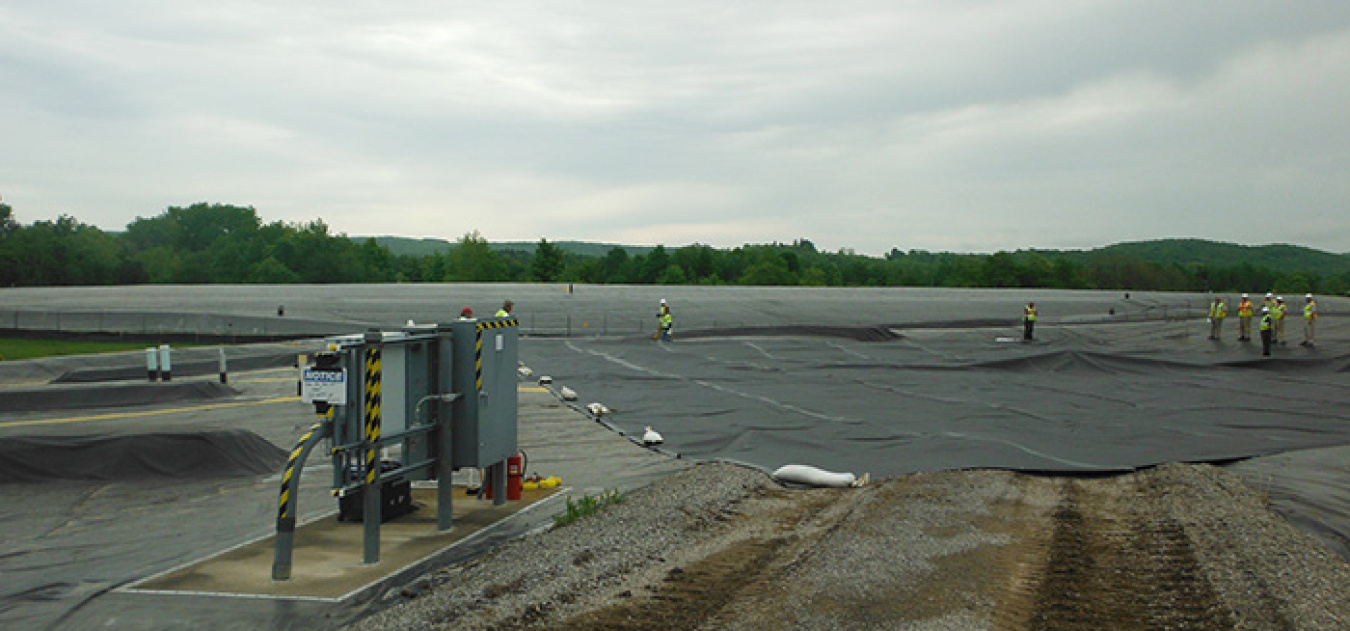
xmin=347 ymin=462 xmax=1350 ymax=630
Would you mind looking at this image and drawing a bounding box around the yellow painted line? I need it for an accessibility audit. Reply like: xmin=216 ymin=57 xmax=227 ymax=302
xmin=519 ymin=386 xmax=549 ymax=393
xmin=0 ymin=396 xmax=301 ymax=429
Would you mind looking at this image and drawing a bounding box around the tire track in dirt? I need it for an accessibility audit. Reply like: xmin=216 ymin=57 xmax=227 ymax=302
xmin=548 ymin=488 xmax=858 ymax=630
xmin=1018 ymin=476 xmax=1236 ymax=630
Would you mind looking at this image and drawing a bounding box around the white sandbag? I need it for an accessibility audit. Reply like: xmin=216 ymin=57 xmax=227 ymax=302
xmin=642 ymin=426 xmax=663 ymax=445
xmin=772 ymin=464 xmax=868 ymax=488
xmin=559 ymin=386 xmax=578 ymax=401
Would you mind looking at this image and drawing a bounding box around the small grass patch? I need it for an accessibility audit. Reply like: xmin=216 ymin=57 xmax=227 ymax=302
xmin=0 ymin=337 xmax=166 ymax=361
xmin=554 ymin=489 xmax=625 ymax=528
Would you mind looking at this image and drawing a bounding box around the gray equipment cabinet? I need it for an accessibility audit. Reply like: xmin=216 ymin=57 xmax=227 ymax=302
xmin=273 ymin=318 xmax=519 ymax=579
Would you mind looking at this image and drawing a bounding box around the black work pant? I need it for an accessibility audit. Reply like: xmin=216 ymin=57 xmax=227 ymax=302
xmin=1024 ymin=319 xmax=1034 ymax=341
xmin=1260 ymin=329 xmax=1272 ymax=356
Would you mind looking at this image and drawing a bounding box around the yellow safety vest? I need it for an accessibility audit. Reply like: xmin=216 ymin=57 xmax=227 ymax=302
xmin=1209 ymin=302 xmax=1226 ymax=319
xmin=1304 ymin=301 xmax=1317 ymax=319
xmin=1260 ymin=314 xmax=1273 ymax=331
xmin=1024 ymin=306 xmax=1037 ymax=321
xmin=1238 ymin=300 xmax=1252 ymax=317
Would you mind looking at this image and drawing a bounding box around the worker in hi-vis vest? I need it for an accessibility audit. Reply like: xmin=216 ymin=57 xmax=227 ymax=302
xmin=1259 ymin=307 xmax=1274 ymax=357
xmin=1236 ymin=294 xmax=1253 ymax=341
xmin=1302 ymin=293 xmax=1318 ymax=346
xmin=495 ymin=299 xmax=514 ymax=318
xmin=1207 ymin=297 xmax=1227 ymax=340
xmin=1023 ymin=302 xmax=1037 ymax=342
xmin=656 ymin=299 xmax=673 ymax=342
xmin=1273 ymin=296 xmax=1288 ymax=345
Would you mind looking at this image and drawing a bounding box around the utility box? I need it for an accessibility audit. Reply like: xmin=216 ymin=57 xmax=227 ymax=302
xmin=444 ymin=319 xmax=519 ymax=469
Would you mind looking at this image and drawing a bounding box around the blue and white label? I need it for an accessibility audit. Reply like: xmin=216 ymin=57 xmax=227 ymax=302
xmin=301 ymin=368 xmax=347 ymax=404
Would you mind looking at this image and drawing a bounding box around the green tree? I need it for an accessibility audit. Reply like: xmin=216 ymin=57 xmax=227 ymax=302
xmin=247 ymin=257 xmax=301 ymax=283
xmin=740 ymin=250 xmax=793 ymax=286
xmin=637 ymin=245 xmax=671 ymax=284
xmin=657 ymin=264 xmax=687 ymax=285
xmin=446 ymin=231 xmax=507 ymax=281
xmin=981 ymin=251 xmax=1021 ymax=288
xmin=600 ymin=247 xmax=631 ymax=283
xmin=531 ymin=238 xmax=565 ymax=282
xmin=800 ymin=267 xmax=829 ymax=286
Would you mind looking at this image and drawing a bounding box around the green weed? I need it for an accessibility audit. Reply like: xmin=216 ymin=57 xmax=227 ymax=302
xmin=553 ymin=489 xmax=625 ymax=528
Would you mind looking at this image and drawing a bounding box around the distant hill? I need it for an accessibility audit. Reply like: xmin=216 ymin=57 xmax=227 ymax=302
xmin=1046 ymin=239 xmax=1350 ymax=276
xmin=364 ymin=236 xmax=653 ymax=258
xmin=362 ymin=235 xmax=1350 ymax=277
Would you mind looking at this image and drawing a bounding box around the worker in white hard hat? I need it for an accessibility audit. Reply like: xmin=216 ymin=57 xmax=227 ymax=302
xmin=655 ymin=299 xmax=673 ymax=342
xmin=1207 ymin=297 xmax=1227 ymax=340
xmin=1301 ymin=293 xmax=1318 ymax=346
xmin=1259 ymin=306 xmax=1274 ymax=356
xmin=1236 ymin=293 xmax=1253 ymax=341
xmin=1273 ymin=296 xmax=1287 ymax=345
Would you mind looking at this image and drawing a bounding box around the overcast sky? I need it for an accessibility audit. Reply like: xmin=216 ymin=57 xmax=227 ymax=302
xmin=3 ymin=2 xmax=1349 ymax=255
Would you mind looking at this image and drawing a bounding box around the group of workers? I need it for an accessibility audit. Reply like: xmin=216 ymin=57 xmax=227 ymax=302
xmin=457 ymin=300 xmax=516 ymax=320
xmin=1023 ymin=294 xmax=1320 ymax=357
xmin=1210 ymin=293 xmax=1319 ymax=356
xmin=449 ymin=298 xmax=677 ymax=343
xmin=444 ymin=295 xmax=1322 ymax=355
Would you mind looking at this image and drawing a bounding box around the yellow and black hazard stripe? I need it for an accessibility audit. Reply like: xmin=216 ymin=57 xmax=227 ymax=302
xmin=277 ymin=419 xmax=325 ymax=529
xmin=473 ymin=319 xmax=517 ymax=390
xmin=363 ymin=346 xmax=382 ymax=484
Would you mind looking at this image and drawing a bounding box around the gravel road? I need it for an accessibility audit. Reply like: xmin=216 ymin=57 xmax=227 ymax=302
xmin=346 ymin=462 xmax=1350 ymax=630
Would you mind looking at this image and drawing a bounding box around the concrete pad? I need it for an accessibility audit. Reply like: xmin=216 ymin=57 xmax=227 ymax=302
xmin=128 ymin=485 xmax=561 ymax=600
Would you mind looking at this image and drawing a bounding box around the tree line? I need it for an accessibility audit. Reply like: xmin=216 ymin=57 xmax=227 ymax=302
xmin=1 ymin=202 xmax=1346 ymax=296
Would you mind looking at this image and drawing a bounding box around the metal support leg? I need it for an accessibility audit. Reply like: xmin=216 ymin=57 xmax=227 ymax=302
xmin=436 ymin=414 xmax=455 ymax=531
xmin=490 ymin=461 xmax=507 ymax=507
xmin=363 ymin=453 xmax=382 ymax=565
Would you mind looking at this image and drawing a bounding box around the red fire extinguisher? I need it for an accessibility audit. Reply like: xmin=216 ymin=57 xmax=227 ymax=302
xmin=507 ymin=452 xmax=525 ymax=501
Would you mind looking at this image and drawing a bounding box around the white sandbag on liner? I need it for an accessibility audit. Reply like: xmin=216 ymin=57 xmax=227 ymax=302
xmin=772 ymin=464 xmax=869 ymax=488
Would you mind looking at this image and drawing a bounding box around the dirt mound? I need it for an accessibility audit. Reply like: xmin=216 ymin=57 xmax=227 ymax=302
xmin=349 ymin=463 xmax=1350 ymax=630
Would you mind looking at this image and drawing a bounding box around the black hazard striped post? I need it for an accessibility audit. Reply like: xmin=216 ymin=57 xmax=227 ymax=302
xmin=361 ymin=336 xmax=383 ymax=564
xmin=272 ymin=415 xmax=331 ymax=580
xmin=474 ymin=319 xmax=518 ymax=391
xmin=363 ymin=345 xmax=382 ymax=483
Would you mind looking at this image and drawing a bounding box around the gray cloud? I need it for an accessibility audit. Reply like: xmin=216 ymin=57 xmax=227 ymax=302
xmin=3 ymin=1 xmax=1349 ymax=255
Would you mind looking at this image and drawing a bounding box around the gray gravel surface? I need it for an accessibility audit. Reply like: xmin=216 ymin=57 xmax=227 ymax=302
xmin=346 ymin=462 xmax=1350 ymax=630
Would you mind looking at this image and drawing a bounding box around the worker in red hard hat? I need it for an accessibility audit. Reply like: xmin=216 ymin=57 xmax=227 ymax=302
xmin=459 ymin=307 xmax=474 ymax=320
